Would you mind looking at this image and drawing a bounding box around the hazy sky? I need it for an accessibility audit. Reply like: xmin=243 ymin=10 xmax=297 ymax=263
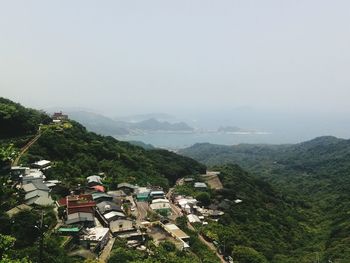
xmin=1 ymin=0 xmax=350 ymax=116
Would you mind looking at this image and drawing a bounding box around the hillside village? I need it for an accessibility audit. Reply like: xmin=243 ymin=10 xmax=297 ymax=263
xmin=8 ymin=161 xmax=230 ymax=262
xmin=3 ymin=113 xmax=235 ymax=263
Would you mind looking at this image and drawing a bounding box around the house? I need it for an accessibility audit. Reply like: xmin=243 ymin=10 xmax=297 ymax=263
xmin=135 ymin=187 xmax=151 ymax=202
xmin=187 ymin=214 xmax=201 ymax=224
xmin=92 ymin=192 xmax=113 ymax=203
xmin=96 ymin=201 xmax=123 ymax=215
xmin=150 ymin=202 xmax=171 ymax=215
xmin=66 ymin=212 xmax=95 ymax=227
xmin=6 ymin=204 xmax=32 ymax=218
xmin=90 ymin=185 xmax=105 ymax=192
xmin=183 ymin=178 xmax=194 ymax=183
xmin=87 ymin=175 xmax=102 ymax=187
xmin=52 ymin=111 xmax=68 ymax=121
xmin=151 ymin=198 xmax=169 ymax=204
xmin=32 ymin=160 xmax=51 ymax=170
xmin=176 ymin=198 xmax=198 ymax=214
xmin=23 ymin=181 xmax=49 ymax=192
xmin=44 ymin=180 xmax=61 ymax=188
xmin=22 ymin=181 xmax=54 ymax=206
xmin=28 ymin=195 xmax=54 ymax=206
xmin=107 ymin=190 xmax=126 ymax=199
xmin=117 ymin=183 xmax=137 ymax=194
xmin=21 ymin=176 xmax=45 ymax=186
xmin=103 ymin=211 xmax=126 ymax=222
xmin=20 ymin=169 xmax=46 ymax=185
xmin=149 ymin=190 xmax=165 ymax=200
xmin=163 ymin=223 xmax=190 ymax=249
xmin=194 ymin=207 xmax=224 ymax=219
xmin=194 ymin=182 xmax=207 ymax=189
xmin=110 ymin=219 xmax=134 ymax=235
xmin=58 ymin=194 xmax=96 ymax=215
xmin=81 ymin=227 xmax=110 ymax=252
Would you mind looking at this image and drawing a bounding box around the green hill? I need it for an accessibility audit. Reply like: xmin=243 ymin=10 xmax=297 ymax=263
xmin=0 ymin=97 xmax=51 ymax=139
xmin=181 ymin=137 xmax=350 ymax=262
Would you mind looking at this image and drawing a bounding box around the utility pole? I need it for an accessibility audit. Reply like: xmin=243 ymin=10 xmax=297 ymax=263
xmin=35 ymin=211 xmax=45 ymax=263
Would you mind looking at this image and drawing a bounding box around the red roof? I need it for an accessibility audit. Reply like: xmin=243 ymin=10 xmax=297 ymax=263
xmin=58 ymin=194 xmax=96 ymax=209
xmin=91 ymin=185 xmax=105 ymax=192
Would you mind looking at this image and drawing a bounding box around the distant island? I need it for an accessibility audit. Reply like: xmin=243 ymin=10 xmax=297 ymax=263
xmin=217 ymin=126 xmax=256 ymax=134
xmin=64 ymin=111 xmax=194 ymax=136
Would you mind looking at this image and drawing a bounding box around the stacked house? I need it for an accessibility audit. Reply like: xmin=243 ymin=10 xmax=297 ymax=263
xmin=95 ymin=200 xmax=138 ymax=239
xmin=22 ymin=180 xmax=54 ymax=206
xmin=149 ymin=190 xmax=171 ymax=215
xmin=117 ymin=183 xmax=137 ymax=195
xmin=31 ymin=160 xmax=51 ymax=170
xmin=174 ymin=196 xmax=198 ymax=214
xmin=58 ymin=194 xmax=96 ymax=227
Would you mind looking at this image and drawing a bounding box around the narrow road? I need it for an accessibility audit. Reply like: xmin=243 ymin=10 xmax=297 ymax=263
xmin=99 ymin=235 xmax=115 ymax=263
xmin=136 ymin=201 xmax=149 ymax=223
xmin=187 ymin=222 xmax=226 ymax=263
xmin=12 ymin=127 xmax=42 ymax=166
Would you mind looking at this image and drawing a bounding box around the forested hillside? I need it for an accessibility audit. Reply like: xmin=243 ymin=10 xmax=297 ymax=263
xmin=2 ymin=97 xmax=348 ymax=262
xmin=26 ymin=121 xmax=205 ymax=189
xmin=181 ymin=138 xmax=350 ymax=262
xmin=0 ymin=97 xmax=51 ymax=139
xmin=199 ymin=164 xmax=314 ymax=262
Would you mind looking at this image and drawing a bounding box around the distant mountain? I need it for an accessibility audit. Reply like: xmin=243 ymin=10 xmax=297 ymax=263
xmin=65 ymin=111 xmax=193 ymax=136
xmin=115 ymin=113 xmax=176 ymax=122
xmin=67 ymin=111 xmax=130 ymax=136
xmin=131 ymin=118 xmax=193 ymax=132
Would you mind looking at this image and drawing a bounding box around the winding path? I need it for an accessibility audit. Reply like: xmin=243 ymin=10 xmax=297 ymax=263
xmin=12 ymin=127 xmax=42 ymax=166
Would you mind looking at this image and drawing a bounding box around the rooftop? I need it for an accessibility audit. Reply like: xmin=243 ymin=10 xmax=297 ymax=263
xmin=164 ymin=224 xmax=189 ymax=240
xmin=194 ymin=182 xmax=207 ymax=188
xmin=66 ymin=212 xmax=95 ymax=225
xmin=82 ymin=227 xmax=109 ymax=242
xmin=96 ymin=201 xmax=123 ymax=214
xmin=117 ymin=183 xmax=137 ymax=189
xmin=104 ymin=211 xmax=126 ymax=220
xmin=33 ymin=160 xmax=51 ymax=167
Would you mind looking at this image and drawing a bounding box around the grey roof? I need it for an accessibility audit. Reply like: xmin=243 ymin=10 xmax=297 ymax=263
xmin=25 ymin=190 xmax=49 ymax=201
xmin=92 ymin=192 xmax=113 ymax=201
xmin=97 ymin=201 xmax=123 ymax=214
xmin=66 ymin=212 xmax=94 ymax=225
xmin=104 ymin=211 xmax=126 ymax=221
xmin=194 ymin=182 xmax=207 ymax=188
xmin=23 ymin=181 xmax=50 ymax=193
xmin=22 ymin=176 xmax=44 ymax=184
xmin=22 ymin=183 xmax=37 ymax=193
xmin=33 ymin=196 xmax=54 ymax=206
xmin=87 ymin=175 xmax=102 ymax=184
xmin=117 ymin=183 xmax=137 ymax=189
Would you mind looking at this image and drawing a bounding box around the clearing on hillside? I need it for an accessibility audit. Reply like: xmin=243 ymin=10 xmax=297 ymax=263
xmin=201 ymin=171 xmax=223 ymax=190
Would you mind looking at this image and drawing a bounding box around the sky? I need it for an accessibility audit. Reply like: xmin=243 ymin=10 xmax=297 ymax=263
xmin=1 ymin=1 xmax=350 ymax=123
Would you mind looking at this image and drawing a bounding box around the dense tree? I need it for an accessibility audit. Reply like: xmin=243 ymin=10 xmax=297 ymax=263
xmin=195 ymin=192 xmax=211 ymax=206
xmin=232 ymin=246 xmax=267 ymax=263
